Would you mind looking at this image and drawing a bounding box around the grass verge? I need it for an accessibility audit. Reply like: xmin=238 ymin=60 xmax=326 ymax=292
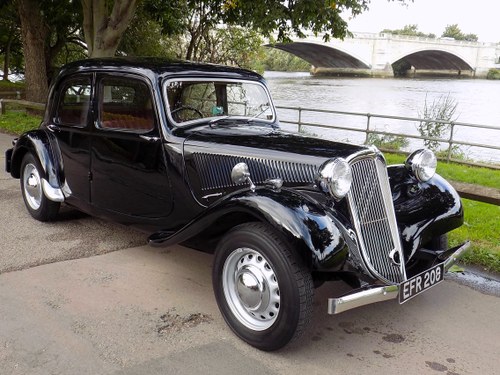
xmin=1 ymin=111 xmax=499 ymax=273
xmin=0 ymin=111 xmax=41 ymax=135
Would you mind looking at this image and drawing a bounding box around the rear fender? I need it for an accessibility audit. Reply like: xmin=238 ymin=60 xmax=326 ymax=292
xmin=10 ymin=130 xmax=63 ymax=192
xmin=149 ymin=188 xmax=353 ymax=270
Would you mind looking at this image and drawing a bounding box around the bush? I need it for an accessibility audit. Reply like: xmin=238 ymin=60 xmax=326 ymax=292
xmin=486 ymin=69 xmax=500 ymax=80
xmin=367 ymin=133 xmax=409 ymax=150
xmin=417 ymin=93 xmax=458 ymax=152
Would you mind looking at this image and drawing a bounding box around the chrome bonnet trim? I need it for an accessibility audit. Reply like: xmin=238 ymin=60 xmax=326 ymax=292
xmin=328 ymin=241 xmax=470 ymax=314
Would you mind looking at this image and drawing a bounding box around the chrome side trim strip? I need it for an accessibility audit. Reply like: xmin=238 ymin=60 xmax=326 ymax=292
xmin=41 ymin=179 xmax=64 ymax=202
xmin=328 ymin=241 xmax=470 ymax=314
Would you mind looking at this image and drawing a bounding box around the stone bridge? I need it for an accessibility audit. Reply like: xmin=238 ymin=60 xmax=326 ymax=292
xmin=270 ymin=32 xmax=500 ymax=78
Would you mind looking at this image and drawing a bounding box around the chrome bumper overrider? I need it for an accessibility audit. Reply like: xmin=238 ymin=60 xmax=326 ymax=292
xmin=327 ymin=241 xmax=471 ymax=314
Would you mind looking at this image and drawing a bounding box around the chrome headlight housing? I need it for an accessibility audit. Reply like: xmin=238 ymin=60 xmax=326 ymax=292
xmin=405 ymin=149 xmax=437 ymax=182
xmin=317 ymin=158 xmax=352 ymax=199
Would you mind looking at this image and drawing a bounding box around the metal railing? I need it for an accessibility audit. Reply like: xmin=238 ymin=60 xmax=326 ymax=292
xmin=276 ymin=105 xmax=500 ymax=169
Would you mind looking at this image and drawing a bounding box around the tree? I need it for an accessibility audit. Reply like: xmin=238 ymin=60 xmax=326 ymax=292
xmin=17 ymin=0 xmax=50 ymax=102
xmin=381 ymin=24 xmax=435 ymax=38
xmin=442 ymin=24 xmax=478 ymax=42
xmin=81 ymin=0 xmax=138 ymax=57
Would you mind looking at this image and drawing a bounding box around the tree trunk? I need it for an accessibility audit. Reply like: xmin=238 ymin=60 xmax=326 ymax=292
xmin=81 ymin=0 xmax=138 ymax=58
xmin=17 ymin=0 xmax=49 ymax=102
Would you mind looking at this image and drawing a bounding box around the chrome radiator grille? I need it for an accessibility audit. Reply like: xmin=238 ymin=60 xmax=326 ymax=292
xmin=347 ymin=157 xmax=406 ymax=284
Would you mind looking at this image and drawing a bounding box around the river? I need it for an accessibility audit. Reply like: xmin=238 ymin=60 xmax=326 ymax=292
xmin=264 ymin=72 xmax=500 ymax=164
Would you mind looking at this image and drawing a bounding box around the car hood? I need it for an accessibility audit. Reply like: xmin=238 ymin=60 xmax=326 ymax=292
xmin=181 ymin=124 xmax=371 ymax=204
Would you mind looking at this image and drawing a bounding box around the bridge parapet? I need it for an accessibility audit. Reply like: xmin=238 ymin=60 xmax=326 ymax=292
xmin=270 ymin=32 xmax=499 ymax=78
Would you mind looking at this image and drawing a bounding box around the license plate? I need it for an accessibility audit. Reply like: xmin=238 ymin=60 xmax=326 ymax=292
xmin=399 ymin=262 xmax=445 ymax=304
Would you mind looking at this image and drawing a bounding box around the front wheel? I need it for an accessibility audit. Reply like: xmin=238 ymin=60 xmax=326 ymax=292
xmin=212 ymin=223 xmax=313 ymax=351
xmin=20 ymin=153 xmax=60 ymax=221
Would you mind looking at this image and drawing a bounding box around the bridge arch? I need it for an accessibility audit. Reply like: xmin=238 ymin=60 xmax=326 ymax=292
xmin=268 ymin=42 xmax=371 ymax=69
xmin=391 ymin=49 xmax=474 ymax=72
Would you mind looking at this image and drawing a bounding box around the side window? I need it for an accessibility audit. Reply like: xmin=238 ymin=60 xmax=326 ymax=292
xmin=99 ymin=76 xmax=155 ymax=132
xmin=56 ymin=78 xmax=91 ymax=127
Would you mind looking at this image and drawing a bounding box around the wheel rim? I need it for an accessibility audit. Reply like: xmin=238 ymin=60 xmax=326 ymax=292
xmin=22 ymin=163 xmax=42 ymax=210
xmin=222 ymin=248 xmax=280 ymax=331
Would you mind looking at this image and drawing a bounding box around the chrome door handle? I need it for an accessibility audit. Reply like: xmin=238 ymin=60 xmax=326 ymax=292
xmin=47 ymin=124 xmax=61 ymax=133
xmin=139 ymin=135 xmax=161 ymax=142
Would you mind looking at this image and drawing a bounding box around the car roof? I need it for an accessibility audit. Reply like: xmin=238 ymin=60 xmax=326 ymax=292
xmin=57 ymin=57 xmax=263 ymax=81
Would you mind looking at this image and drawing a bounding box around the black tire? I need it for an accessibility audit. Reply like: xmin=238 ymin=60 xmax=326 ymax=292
xmin=212 ymin=222 xmax=314 ymax=351
xmin=20 ymin=153 xmax=60 ymax=221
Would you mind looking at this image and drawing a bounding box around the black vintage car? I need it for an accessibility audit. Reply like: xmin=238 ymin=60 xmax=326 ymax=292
xmin=5 ymin=58 xmax=469 ymax=351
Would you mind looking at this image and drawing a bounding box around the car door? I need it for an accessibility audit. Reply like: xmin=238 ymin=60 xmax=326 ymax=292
xmin=50 ymin=74 xmax=93 ymax=208
xmin=90 ymin=73 xmax=173 ymax=220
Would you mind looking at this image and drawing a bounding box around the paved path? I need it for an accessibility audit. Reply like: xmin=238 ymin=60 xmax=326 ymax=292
xmin=1 ymin=131 xmax=499 ymax=374
xmin=0 ymin=132 xmax=144 ymax=273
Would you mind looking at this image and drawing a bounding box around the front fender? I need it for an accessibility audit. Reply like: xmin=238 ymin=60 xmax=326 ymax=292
xmin=149 ymin=188 xmax=354 ymax=270
xmin=389 ymin=166 xmax=464 ymax=258
xmin=10 ymin=130 xmax=63 ymax=190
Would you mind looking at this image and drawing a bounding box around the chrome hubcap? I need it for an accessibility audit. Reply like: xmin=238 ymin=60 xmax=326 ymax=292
xmin=223 ymin=248 xmax=280 ymax=331
xmin=23 ymin=163 xmax=42 ymax=210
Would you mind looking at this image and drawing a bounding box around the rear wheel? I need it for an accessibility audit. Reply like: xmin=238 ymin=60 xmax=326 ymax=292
xmin=20 ymin=153 xmax=60 ymax=221
xmin=212 ymin=222 xmax=314 ymax=351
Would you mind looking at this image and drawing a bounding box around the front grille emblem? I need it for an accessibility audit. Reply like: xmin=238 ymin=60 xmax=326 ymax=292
xmin=388 ymin=249 xmax=401 ymax=266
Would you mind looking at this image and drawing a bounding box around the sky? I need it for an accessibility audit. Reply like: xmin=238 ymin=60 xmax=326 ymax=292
xmin=345 ymin=0 xmax=499 ymax=43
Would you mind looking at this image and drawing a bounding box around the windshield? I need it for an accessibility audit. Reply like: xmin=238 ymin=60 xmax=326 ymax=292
xmin=164 ymin=79 xmax=275 ymax=126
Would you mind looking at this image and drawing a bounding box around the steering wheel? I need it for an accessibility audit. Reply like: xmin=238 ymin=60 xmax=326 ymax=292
xmin=171 ymin=106 xmax=203 ymax=122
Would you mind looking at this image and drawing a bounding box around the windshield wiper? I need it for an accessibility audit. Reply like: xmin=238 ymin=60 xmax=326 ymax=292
xmin=208 ymin=115 xmax=231 ymax=127
xmin=245 ymin=106 xmax=272 ymax=123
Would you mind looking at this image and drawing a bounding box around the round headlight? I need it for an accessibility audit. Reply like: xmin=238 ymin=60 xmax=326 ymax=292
xmin=317 ymin=158 xmax=352 ymax=199
xmin=405 ymin=149 xmax=437 ymax=182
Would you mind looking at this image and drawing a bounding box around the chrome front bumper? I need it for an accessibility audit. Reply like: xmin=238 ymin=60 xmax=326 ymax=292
xmin=328 ymin=241 xmax=471 ymax=314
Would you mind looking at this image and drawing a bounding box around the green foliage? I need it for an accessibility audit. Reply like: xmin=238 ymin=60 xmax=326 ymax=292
xmin=0 ymin=80 xmax=24 ymax=90
xmin=381 ymin=24 xmax=435 ymax=38
xmin=417 ymin=93 xmax=458 ymax=151
xmin=221 ymin=0 xmax=374 ymax=42
xmin=392 ymin=59 xmax=412 ymax=77
xmin=258 ymin=48 xmax=311 ymax=72
xmin=119 ymin=9 xmax=176 ymax=58
xmin=366 ymin=133 xmax=409 ymax=150
xmin=441 ymin=24 xmax=478 ymax=42
xmin=0 ymin=111 xmax=41 ymax=135
xmin=486 ymin=69 xmax=500 ymax=80
xmin=0 ymin=1 xmax=23 ymax=80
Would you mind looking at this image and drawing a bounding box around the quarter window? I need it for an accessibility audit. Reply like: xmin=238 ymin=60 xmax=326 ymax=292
xmin=56 ymin=78 xmax=91 ymax=127
xmin=99 ymin=77 xmax=155 ymax=132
